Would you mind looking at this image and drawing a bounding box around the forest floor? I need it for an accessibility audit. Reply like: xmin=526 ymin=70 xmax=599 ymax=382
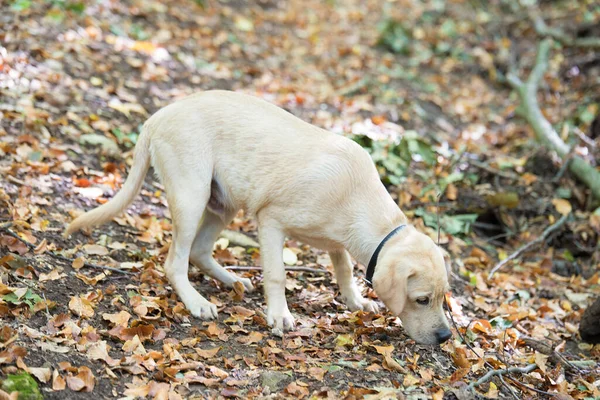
xmin=0 ymin=0 xmax=599 ymax=399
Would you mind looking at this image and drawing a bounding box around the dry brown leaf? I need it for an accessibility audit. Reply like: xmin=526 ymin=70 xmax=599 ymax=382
xmin=307 ymin=367 xmax=326 ymax=381
xmin=102 ymin=311 xmax=131 ymax=327
xmin=66 ymin=366 xmax=95 ymax=392
xmin=451 ymin=346 xmax=471 ymax=369
xmin=231 ymin=280 xmax=245 ymax=301
xmin=285 ymin=381 xmax=309 ymax=397
xmin=82 ymin=244 xmax=109 ymax=256
xmin=52 ymin=370 xmax=66 ymax=391
xmin=535 ymin=352 xmax=548 ymax=374
xmin=237 ymin=331 xmax=264 ymax=345
xmin=68 ymin=296 xmax=94 ymax=318
xmin=552 ymin=198 xmax=572 ymax=216
xmin=72 ymin=257 xmax=85 ymax=270
xmin=28 ymin=367 xmax=51 ymax=383
xmin=39 ymin=269 xmax=66 ymax=282
xmin=195 ymin=346 xmax=221 ymax=359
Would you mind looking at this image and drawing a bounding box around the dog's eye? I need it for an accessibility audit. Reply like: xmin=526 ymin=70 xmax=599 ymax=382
xmin=416 ymin=297 xmax=430 ymax=306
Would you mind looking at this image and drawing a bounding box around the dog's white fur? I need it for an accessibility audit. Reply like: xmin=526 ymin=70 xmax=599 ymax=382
xmin=66 ymin=91 xmax=451 ymax=344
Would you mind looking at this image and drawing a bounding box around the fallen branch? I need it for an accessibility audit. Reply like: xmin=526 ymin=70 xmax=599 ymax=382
xmin=445 ymin=301 xmax=528 ymax=397
xmin=469 ymin=159 xmax=520 ymax=180
xmin=226 ymin=266 xmax=327 ymax=274
xmin=488 ymin=212 xmax=569 ymax=278
xmin=506 ymin=39 xmax=600 ymax=200
xmin=468 ymin=363 xmax=537 ymax=390
xmin=0 ymin=221 xmax=14 ymax=230
xmin=521 ymin=337 xmax=584 ymax=372
xmin=532 ymin=14 xmax=600 ymax=49
xmin=0 ymin=224 xmax=132 ymax=275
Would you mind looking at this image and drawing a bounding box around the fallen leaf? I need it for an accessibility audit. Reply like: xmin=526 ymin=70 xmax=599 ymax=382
xmin=82 ymin=244 xmax=108 ymax=256
xmin=195 ymin=347 xmax=221 ymax=359
xmin=237 ymin=331 xmax=264 ymax=345
xmin=68 ymin=296 xmax=94 ymax=318
xmin=552 ymin=198 xmax=572 ymax=216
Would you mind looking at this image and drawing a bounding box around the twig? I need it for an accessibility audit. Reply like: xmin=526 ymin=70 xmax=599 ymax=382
xmin=498 ymin=329 xmax=521 ymax=400
xmin=573 ymin=127 xmax=597 ymax=148
xmin=552 ymin=154 xmax=573 ymax=183
xmin=445 ymin=300 xmax=524 ymax=397
xmin=225 ymin=266 xmax=327 ymax=274
xmin=506 ymin=39 xmax=600 ymax=199
xmin=0 ymin=225 xmax=133 ymax=275
xmin=488 ymin=213 xmax=569 ymax=278
xmin=468 ymin=364 xmax=537 ymax=390
xmin=521 ymin=337 xmax=581 ymax=371
xmin=532 ymin=14 xmax=600 ymax=49
xmin=469 ymin=159 xmax=520 ymax=180
xmin=0 ymin=221 xmax=14 ymax=230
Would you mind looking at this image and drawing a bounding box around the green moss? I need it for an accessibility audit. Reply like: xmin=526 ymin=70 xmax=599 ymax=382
xmin=1 ymin=372 xmax=43 ymax=400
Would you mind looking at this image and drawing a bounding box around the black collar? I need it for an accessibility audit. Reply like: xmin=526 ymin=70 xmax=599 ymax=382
xmin=365 ymin=225 xmax=407 ymax=288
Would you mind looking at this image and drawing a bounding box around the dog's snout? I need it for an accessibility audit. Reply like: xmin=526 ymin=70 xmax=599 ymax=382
xmin=435 ymin=328 xmax=452 ymax=344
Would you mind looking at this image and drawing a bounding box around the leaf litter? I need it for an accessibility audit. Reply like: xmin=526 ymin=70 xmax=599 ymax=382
xmin=1 ymin=0 xmax=599 ymax=399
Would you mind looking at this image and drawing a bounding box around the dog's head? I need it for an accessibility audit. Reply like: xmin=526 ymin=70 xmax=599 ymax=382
xmin=372 ymin=226 xmax=451 ymax=345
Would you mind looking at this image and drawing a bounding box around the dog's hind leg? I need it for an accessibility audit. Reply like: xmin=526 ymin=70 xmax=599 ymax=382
xmin=161 ymin=167 xmax=218 ymax=320
xmin=330 ymin=250 xmax=379 ymax=313
xmin=189 ymin=210 xmax=254 ymax=291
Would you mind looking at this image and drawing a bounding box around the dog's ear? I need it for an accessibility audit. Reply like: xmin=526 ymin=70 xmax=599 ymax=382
xmin=373 ymin=264 xmax=411 ymax=315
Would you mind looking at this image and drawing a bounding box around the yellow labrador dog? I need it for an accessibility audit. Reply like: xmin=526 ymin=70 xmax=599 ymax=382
xmin=66 ymin=91 xmax=452 ymax=345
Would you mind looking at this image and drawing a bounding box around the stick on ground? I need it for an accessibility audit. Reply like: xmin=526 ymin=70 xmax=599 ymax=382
xmin=488 ymin=213 xmax=569 ymax=278
xmin=226 ymin=266 xmax=327 ymax=274
xmin=468 ymin=364 xmax=537 ymax=390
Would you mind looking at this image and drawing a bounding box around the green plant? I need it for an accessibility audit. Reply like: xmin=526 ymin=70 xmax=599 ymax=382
xmin=377 ymin=19 xmax=412 ymax=54
xmin=353 ymin=130 xmax=437 ymax=185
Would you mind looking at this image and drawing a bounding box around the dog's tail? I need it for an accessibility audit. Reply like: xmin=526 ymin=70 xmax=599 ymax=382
xmin=65 ymin=126 xmax=152 ymax=236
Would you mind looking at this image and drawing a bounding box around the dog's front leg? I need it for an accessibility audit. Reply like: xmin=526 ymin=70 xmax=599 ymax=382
xmin=330 ymin=250 xmax=379 ymax=313
xmin=258 ymin=221 xmax=295 ymax=331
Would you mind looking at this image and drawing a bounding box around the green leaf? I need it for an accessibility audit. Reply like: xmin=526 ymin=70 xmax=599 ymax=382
xmin=563 ymin=249 xmax=574 ymax=262
xmin=415 ymin=208 xmax=477 ymax=236
xmin=11 ymin=0 xmax=31 ymax=11
xmin=3 ymin=289 xmax=42 ymax=310
xmin=490 ymin=316 xmax=512 ymax=330
xmin=377 ymin=19 xmax=412 ymax=54
xmin=65 ymin=1 xmax=85 ymax=14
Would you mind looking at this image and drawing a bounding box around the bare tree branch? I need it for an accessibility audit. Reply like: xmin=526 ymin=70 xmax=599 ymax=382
xmin=532 ymin=14 xmax=600 ymax=49
xmin=506 ymin=39 xmax=600 ymax=200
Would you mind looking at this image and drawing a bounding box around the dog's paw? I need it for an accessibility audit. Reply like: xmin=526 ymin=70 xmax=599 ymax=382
xmin=361 ymin=299 xmax=379 ymax=313
xmin=346 ymin=296 xmax=379 ymax=313
xmin=266 ymin=308 xmax=295 ymax=331
xmin=186 ymin=298 xmax=218 ymax=320
xmin=237 ymin=277 xmax=254 ymax=292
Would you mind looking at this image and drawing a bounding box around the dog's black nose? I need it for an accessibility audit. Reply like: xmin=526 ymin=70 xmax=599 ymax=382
xmin=435 ymin=328 xmax=452 ymax=344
